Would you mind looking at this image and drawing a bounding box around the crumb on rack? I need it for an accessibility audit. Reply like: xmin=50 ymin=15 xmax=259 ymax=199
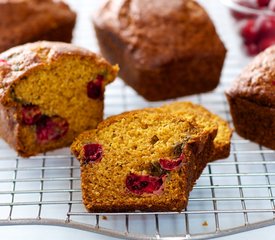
xmin=202 ymin=221 xmax=208 ymax=227
xmin=102 ymin=216 xmax=108 ymax=220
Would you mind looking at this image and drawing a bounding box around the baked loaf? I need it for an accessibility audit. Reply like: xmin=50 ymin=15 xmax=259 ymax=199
xmin=93 ymin=0 xmax=226 ymax=101
xmin=71 ymin=109 xmax=218 ymax=212
xmin=158 ymin=102 xmax=232 ymax=160
xmin=0 ymin=0 xmax=76 ymax=53
xmin=0 ymin=41 xmax=118 ymax=157
xmin=226 ymin=46 xmax=275 ymax=149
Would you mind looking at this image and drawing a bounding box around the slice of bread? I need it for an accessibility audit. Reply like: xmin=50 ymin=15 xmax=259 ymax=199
xmin=159 ymin=102 xmax=232 ymax=161
xmin=71 ymin=109 xmax=217 ymax=212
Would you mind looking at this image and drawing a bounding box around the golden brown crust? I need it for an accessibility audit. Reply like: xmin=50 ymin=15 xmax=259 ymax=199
xmin=93 ymin=0 xmax=226 ymax=101
xmin=0 ymin=0 xmax=76 ymax=52
xmin=226 ymin=94 xmax=275 ymax=150
xmin=226 ymin=46 xmax=275 ymax=108
xmin=94 ymin=0 xmax=225 ymax=67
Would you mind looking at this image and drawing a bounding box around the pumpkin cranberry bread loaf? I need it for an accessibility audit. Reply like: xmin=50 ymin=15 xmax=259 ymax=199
xmin=93 ymin=0 xmax=226 ymax=101
xmin=0 ymin=41 xmax=118 ymax=157
xmin=71 ymin=109 xmax=218 ymax=212
xmin=226 ymin=46 xmax=275 ymax=149
xmin=159 ymin=102 xmax=232 ymax=160
xmin=0 ymin=0 xmax=76 ymax=53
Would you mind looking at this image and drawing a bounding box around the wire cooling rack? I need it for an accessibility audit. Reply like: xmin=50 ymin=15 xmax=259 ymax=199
xmin=0 ymin=0 xmax=275 ymax=239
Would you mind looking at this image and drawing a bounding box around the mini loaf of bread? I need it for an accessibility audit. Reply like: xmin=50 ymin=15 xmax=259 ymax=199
xmin=226 ymin=46 xmax=275 ymax=149
xmin=93 ymin=0 xmax=226 ymax=101
xmin=0 ymin=41 xmax=118 ymax=157
xmin=71 ymin=109 xmax=218 ymax=212
xmin=0 ymin=0 xmax=76 ymax=53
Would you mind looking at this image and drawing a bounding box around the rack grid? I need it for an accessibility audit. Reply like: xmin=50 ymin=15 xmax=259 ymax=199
xmin=0 ymin=137 xmax=274 ymax=239
xmin=0 ymin=0 xmax=274 ymax=239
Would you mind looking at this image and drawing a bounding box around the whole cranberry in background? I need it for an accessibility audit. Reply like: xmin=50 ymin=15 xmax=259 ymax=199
xmin=230 ymin=0 xmax=275 ymax=55
xmin=87 ymin=75 xmax=104 ymax=99
xmin=239 ymin=16 xmax=275 ymax=55
xmin=257 ymin=0 xmax=270 ymax=7
xmin=36 ymin=116 xmax=69 ymax=143
xmin=83 ymin=143 xmax=103 ymax=164
xmin=22 ymin=105 xmax=42 ymax=125
xmin=245 ymin=43 xmax=259 ymax=54
xmin=258 ymin=36 xmax=275 ymax=50
xmin=240 ymin=19 xmax=259 ymax=43
xmin=126 ymin=173 xmax=165 ymax=195
xmin=258 ymin=16 xmax=275 ymax=37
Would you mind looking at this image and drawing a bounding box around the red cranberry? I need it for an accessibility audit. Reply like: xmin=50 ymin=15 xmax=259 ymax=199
xmin=245 ymin=43 xmax=259 ymax=55
xmin=159 ymin=153 xmax=185 ymax=171
xmin=36 ymin=116 xmax=69 ymax=143
xmin=83 ymin=143 xmax=103 ymax=163
xmin=240 ymin=19 xmax=259 ymax=44
xmin=258 ymin=36 xmax=275 ymax=50
xmin=272 ymin=80 xmax=275 ymax=85
xmin=126 ymin=173 xmax=166 ymax=195
xmin=257 ymin=0 xmax=270 ymax=6
xmin=240 ymin=16 xmax=275 ymax=55
xmin=232 ymin=0 xmax=275 ymax=55
xmin=87 ymin=75 xmax=104 ymax=99
xmin=258 ymin=16 xmax=275 ymax=38
xmin=22 ymin=105 xmax=42 ymax=125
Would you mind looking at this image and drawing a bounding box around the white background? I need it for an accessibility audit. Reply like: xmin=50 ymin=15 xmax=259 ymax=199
xmin=0 ymin=0 xmax=275 ymax=239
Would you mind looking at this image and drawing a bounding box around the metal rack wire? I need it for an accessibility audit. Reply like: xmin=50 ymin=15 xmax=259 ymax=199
xmin=0 ymin=138 xmax=275 ymax=239
xmin=0 ymin=0 xmax=275 ymax=239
